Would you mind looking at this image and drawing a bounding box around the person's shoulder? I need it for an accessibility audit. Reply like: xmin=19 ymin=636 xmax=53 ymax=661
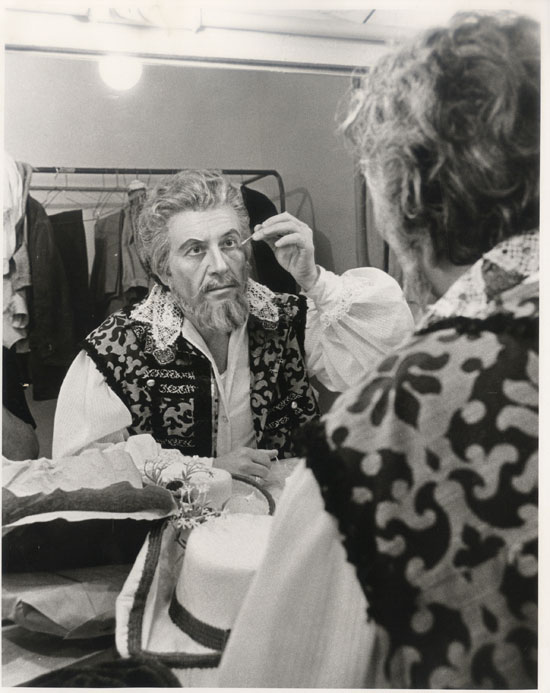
xmin=326 ymin=309 xmax=536 ymax=440
xmin=85 ymin=306 xmax=138 ymax=344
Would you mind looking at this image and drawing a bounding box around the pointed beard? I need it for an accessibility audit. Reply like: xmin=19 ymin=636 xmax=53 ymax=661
xmin=188 ymin=291 xmax=250 ymax=332
xmin=171 ymin=265 xmax=251 ymax=333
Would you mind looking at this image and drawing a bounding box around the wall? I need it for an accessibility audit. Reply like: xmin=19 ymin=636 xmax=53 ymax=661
xmin=4 ymin=52 xmax=361 ymax=274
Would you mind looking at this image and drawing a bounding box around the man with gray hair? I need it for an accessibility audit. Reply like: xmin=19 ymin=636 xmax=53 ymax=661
xmin=53 ymin=169 xmax=413 ymax=479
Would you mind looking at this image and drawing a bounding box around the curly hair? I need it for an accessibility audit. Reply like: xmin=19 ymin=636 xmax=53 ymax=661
xmin=137 ymin=169 xmax=251 ymax=279
xmin=338 ymin=12 xmax=540 ymax=265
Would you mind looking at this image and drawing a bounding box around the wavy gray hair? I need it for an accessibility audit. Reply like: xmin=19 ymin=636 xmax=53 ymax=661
xmin=138 ymin=169 xmax=251 ymax=280
xmin=338 ymin=12 xmax=540 ymax=266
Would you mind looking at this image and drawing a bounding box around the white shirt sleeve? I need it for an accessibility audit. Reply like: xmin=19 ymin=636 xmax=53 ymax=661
xmin=52 ymin=351 xmax=215 ymax=473
xmin=52 ymin=350 xmax=133 ymax=458
xmin=304 ymin=265 xmax=415 ymax=392
xmin=218 ymin=461 xmax=375 ymax=688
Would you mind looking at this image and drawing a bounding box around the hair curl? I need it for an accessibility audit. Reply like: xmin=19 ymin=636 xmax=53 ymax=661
xmin=137 ymin=169 xmax=250 ymax=279
xmin=338 ymin=12 xmax=540 ymax=265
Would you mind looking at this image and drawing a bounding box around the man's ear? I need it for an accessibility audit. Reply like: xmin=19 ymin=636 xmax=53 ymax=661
xmin=155 ymin=261 xmax=172 ymax=290
xmin=152 ymin=272 xmax=170 ymax=290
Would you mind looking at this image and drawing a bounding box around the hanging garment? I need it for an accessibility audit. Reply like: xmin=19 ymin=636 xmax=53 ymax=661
xmin=26 ymin=196 xmax=75 ymax=400
xmin=90 ymin=207 xmax=148 ymax=328
xmin=3 ymin=156 xmax=32 ymax=351
xmin=89 ymin=209 xmax=124 ymax=325
xmin=121 ymin=189 xmax=149 ymax=294
xmin=241 ymin=186 xmax=297 ymax=294
xmin=49 ymin=209 xmax=94 ymax=344
xmin=3 ymin=153 xmax=23 ymax=276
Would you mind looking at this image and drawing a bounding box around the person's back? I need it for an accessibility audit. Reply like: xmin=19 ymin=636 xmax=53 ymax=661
xmin=305 ymin=248 xmax=537 ymax=687
xmin=303 ymin=11 xmax=540 ymax=687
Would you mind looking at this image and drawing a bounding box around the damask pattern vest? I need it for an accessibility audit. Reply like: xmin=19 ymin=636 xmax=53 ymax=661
xmin=83 ymin=291 xmax=320 ymax=458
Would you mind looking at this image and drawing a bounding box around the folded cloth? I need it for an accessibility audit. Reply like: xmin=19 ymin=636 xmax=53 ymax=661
xmin=2 ymin=447 xmax=176 ymax=528
xmin=3 ymin=447 xmax=143 ymax=495
xmin=2 ymin=482 xmax=175 ymax=527
xmin=3 ymin=565 xmax=132 ymax=639
xmin=2 ymin=449 xmax=177 ymax=573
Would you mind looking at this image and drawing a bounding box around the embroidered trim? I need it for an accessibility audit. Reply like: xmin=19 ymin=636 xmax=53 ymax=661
xmin=247 ymin=280 xmax=279 ymax=325
xmin=147 ymin=368 xmax=196 ymax=380
xmin=130 ymin=280 xmax=280 ymax=352
xmin=418 ymin=231 xmax=539 ymax=330
xmin=159 ymin=383 xmax=198 ymax=395
xmin=130 ymin=284 xmax=184 ymax=354
xmin=320 ymin=285 xmax=367 ymax=328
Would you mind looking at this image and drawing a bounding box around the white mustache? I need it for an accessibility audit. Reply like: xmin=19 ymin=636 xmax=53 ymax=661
xmin=189 ymin=273 xmax=241 ymax=299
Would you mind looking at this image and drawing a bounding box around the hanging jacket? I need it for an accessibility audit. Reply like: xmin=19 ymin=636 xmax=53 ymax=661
xmin=26 ymin=196 xmax=75 ymax=400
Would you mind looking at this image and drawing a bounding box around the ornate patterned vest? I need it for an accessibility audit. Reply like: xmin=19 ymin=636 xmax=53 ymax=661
xmin=83 ymin=283 xmax=320 ymax=458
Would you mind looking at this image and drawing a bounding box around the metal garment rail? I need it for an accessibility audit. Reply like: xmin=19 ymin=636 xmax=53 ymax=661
xmin=30 ymin=167 xmax=286 ymax=211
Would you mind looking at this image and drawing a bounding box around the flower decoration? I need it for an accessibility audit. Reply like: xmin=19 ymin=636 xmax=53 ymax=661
xmin=143 ymin=451 xmax=223 ymax=545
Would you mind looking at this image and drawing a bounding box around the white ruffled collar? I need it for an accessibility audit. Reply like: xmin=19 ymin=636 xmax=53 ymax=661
xmin=130 ymin=279 xmax=280 ymax=351
xmin=417 ymin=231 xmax=539 ymax=330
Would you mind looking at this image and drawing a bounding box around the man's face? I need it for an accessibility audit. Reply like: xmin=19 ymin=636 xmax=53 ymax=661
xmin=162 ymin=205 xmax=249 ymax=331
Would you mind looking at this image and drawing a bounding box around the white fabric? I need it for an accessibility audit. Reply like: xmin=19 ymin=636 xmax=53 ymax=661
xmin=53 ymin=268 xmax=413 ymax=458
xmin=305 ymin=265 xmax=414 ymax=392
xmin=53 ymin=352 xmax=133 ymax=457
xmin=218 ymin=461 xmax=375 ymax=687
xmin=3 ymin=152 xmax=23 ymax=275
xmin=2 ymin=447 xmax=142 ymax=495
xmin=3 ymin=276 xmax=29 ymax=348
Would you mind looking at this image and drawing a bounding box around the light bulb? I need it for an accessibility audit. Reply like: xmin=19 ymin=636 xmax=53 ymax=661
xmin=98 ymin=55 xmax=142 ymax=91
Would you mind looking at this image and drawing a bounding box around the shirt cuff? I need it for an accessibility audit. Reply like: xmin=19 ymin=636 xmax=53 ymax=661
xmin=302 ymin=266 xmax=339 ymax=306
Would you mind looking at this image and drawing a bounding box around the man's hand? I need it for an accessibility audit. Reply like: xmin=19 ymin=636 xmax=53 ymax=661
xmin=214 ymin=447 xmax=277 ymax=480
xmin=252 ymin=212 xmax=319 ymax=292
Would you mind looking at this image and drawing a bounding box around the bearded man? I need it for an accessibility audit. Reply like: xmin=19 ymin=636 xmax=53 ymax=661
xmin=53 ymin=169 xmax=413 ymax=479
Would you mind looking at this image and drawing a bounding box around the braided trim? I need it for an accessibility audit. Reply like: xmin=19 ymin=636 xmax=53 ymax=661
xmin=169 ymin=595 xmax=230 ymax=651
xmin=126 ymin=520 xmax=222 ymax=669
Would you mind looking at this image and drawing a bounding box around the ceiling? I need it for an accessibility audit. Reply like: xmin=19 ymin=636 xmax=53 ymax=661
xmin=4 ymin=2 xmax=545 ymax=74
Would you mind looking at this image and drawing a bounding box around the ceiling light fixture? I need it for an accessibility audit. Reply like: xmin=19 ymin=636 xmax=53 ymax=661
xmin=98 ymin=54 xmax=142 ymax=91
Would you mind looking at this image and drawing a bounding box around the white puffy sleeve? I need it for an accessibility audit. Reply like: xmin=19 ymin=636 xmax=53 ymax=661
xmin=304 ymin=266 xmax=414 ymax=392
xmin=52 ymin=350 xmax=134 ymax=458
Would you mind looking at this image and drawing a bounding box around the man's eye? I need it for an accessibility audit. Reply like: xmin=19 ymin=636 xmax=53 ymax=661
xmin=187 ymin=245 xmax=204 ymax=256
xmin=221 ymin=238 xmax=238 ymax=249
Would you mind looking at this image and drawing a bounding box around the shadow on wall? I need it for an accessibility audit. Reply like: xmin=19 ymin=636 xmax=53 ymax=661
xmin=286 ymin=187 xmax=335 ymax=273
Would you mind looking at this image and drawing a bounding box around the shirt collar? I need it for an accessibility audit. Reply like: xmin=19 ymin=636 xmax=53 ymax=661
xmin=130 ymin=278 xmax=280 ymax=352
xmin=416 ymin=231 xmax=539 ymax=331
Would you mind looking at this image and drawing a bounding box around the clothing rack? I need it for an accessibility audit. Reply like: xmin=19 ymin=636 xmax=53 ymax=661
xmin=30 ymin=167 xmax=286 ymax=211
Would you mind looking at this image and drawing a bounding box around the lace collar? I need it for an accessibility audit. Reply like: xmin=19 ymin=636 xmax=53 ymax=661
xmin=130 ymin=279 xmax=280 ymax=352
xmin=417 ymin=231 xmax=539 ymax=331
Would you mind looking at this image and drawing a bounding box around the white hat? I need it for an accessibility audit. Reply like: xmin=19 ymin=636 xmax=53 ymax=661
xmin=116 ymin=478 xmax=274 ymax=687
